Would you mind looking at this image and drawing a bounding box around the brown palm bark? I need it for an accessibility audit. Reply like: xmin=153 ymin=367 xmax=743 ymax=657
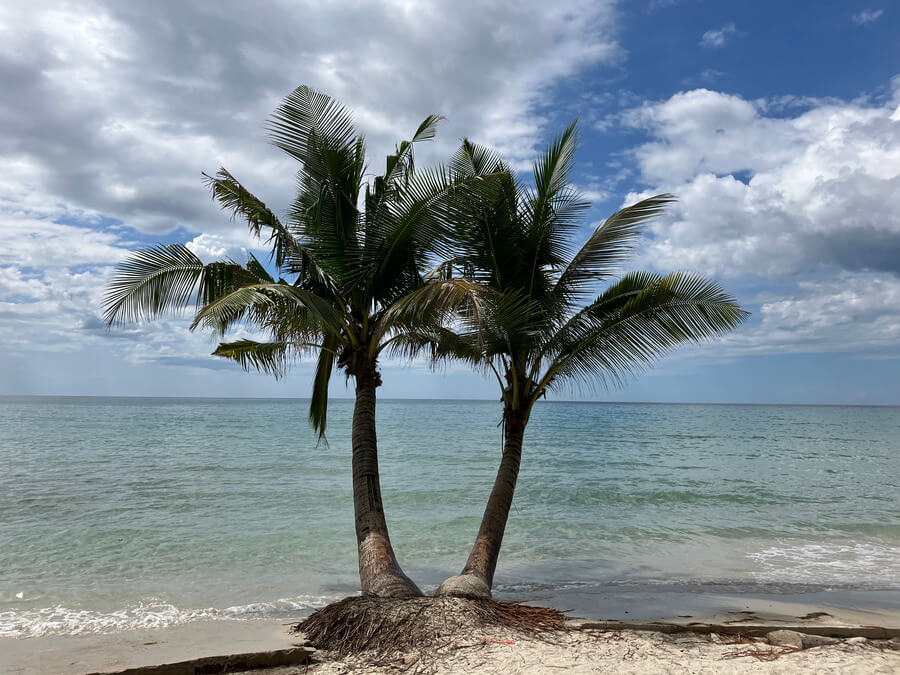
xmin=435 ymin=410 xmax=526 ymax=599
xmin=351 ymin=364 xmax=422 ymax=598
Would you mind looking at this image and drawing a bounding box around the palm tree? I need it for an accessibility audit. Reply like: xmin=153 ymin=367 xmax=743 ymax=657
xmin=425 ymin=125 xmax=748 ymax=599
xmin=103 ymin=85 xmax=477 ymax=598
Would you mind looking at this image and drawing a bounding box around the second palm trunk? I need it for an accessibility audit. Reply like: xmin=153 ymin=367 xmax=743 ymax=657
xmin=436 ymin=411 xmax=526 ymax=599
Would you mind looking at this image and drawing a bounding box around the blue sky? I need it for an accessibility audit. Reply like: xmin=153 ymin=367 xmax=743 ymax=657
xmin=1 ymin=0 xmax=898 ymax=404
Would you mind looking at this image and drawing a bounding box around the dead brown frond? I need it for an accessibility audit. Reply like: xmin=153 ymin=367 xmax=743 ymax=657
xmin=870 ymin=639 xmax=900 ymax=652
xmin=292 ymin=596 xmax=568 ymax=657
xmin=722 ymin=644 xmax=803 ymax=662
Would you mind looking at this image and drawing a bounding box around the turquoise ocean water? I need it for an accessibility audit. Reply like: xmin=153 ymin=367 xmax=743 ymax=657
xmin=1 ymin=396 xmax=899 ymax=637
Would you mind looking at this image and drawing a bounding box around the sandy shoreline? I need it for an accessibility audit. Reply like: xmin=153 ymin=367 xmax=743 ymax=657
xmin=0 ymin=619 xmax=304 ymax=675
xmin=3 ymin=595 xmax=900 ymax=675
xmin=7 ymin=619 xmax=897 ymax=675
xmin=511 ymin=585 xmax=900 ymax=625
xmin=297 ymin=628 xmax=900 ymax=675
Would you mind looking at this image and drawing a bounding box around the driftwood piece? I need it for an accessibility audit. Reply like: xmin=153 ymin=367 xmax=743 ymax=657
xmin=569 ymin=619 xmax=900 ymax=640
xmin=85 ymin=646 xmax=315 ymax=675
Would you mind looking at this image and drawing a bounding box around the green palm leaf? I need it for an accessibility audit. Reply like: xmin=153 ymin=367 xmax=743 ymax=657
xmin=528 ymin=121 xmax=579 ymax=235
xmin=540 ymin=271 xmax=748 ymax=395
xmin=103 ymin=245 xmax=249 ymax=326
xmin=309 ymin=332 xmax=339 ymax=440
xmin=191 ymin=283 xmax=349 ymax=341
xmin=103 ymin=245 xmax=204 ymax=325
xmin=244 ymin=253 xmax=275 ymax=284
xmin=552 ymin=194 xmax=676 ymax=304
xmin=382 ymin=114 xmax=445 ymax=187
xmin=378 ymin=278 xmax=485 ymax=344
xmin=450 ymin=139 xmax=509 ymax=178
xmin=212 ymin=339 xmax=295 ymax=377
xmin=534 ymin=122 xmax=577 ymax=200
xmin=203 ymin=168 xmax=301 ymax=269
xmin=266 ymin=85 xmax=360 ymax=172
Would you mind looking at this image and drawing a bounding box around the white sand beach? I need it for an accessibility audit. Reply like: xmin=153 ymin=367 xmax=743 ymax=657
xmin=0 ymin=620 xmax=302 ymax=675
xmin=302 ymin=628 xmax=900 ymax=675
xmin=4 ymin=601 xmax=900 ymax=675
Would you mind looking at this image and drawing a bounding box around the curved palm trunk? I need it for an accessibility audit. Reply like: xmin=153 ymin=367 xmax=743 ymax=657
xmin=352 ymin=368 xmax=422 ymax=598
xmin=436 ymin=411 xmax=526 ymax=599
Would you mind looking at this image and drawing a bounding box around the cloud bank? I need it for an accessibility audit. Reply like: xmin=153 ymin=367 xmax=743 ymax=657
xmin=622 ymin=80 xmax=900 ymax=357
xmin=0 ymin=0 xmax=620 ymax=385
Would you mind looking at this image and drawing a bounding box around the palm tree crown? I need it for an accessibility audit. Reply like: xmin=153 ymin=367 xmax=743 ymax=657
xmin=431 ymin=122 xmax=748 ymax=598
xmin=104 ymin=86 xmax=469 ymax=438
xmin=430 ymin=122 xmax=748 ymax=420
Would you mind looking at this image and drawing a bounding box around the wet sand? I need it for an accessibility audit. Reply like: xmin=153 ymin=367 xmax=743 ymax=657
xmin=529 ymin=587 xmax=900 ymax=626
xmin=0 ymin=619 xmax=306 ymax=675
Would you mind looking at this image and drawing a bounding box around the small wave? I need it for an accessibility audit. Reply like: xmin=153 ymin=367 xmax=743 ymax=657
xmin=0 ymin=595 xmax=336 ymax=639
xmin=493 ymin=580 xmax=597 ymax=594
xmin=495 ymin=577 xmax=857 ymax=595
xmin=222 ymin=595 xmax=335 ymax=616
xmin=747 ymin=542 xmax=900 ymax=586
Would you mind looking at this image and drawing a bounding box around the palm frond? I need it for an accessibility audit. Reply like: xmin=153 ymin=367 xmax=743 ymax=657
xmin=203 ymin=168 xmax=300 ymax=269
xmin=539 ymin=271 xmax=748 ymax=395
xmin=508 ymin=121 xmax=585 ymax=303
xmin=244 ymin=253 xmax=275 ymax=284
xmin=552 ymin=194 xmax=676 ymax=304
xmin=199 ymin=257 xmax=274 ymax=306
xmin=410 ymin=114 xmax=444 ymax=144
xmin=212 ymin=339 xmax=295 ymax=378
xmin=478 ymin=289 xmax=545 ymax=356
xmin=191 ymin=283 xmax=349 ymax=342
xmin=530 ymin=120 xmax=578 ymax=223
xmin=378 ymin=278 xmax=485 ymax=343
xmin=423 ymin=259 xmax=454 ymax=282
xmin=358 ymin=165 xmax=506 ymax=305
xmin=385 ymin=326 xmax=492 ymax=372
xmin=266 ymin=85 xmax=360 ymax=172
xmin=383 ymin=114 xmax=445 ymax=186
xmin=271 ymin=86 xmax=366 ymax=273
xmin=103 ymin=245 xmax=215 ymax=326
xmin=413 ymin=158 xmax=518 ymax=293
xmin=364 ymin=165 xmax=458 ymax=296
xmin=450 ymin=139 xmax=509 ymax=178
xmin=309 ymin=333 xmax=339 ymax=441
xmin=286 ymin=147 xmax=364 ymax=286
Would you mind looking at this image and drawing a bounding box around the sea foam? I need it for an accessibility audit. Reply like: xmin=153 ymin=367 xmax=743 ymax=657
xmin=748 ymin=542 xmax=900 ymax=586
xmin=0 ymin=595 xmax=335 ymax=638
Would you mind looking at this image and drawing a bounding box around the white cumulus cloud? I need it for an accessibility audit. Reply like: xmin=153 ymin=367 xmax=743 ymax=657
xmin=620 ymin=79 xmax=900 ymax=356
xmin=0 ymin=0 xmax=622 ymax=386
xmin=0 ymin=0 xmax=621 ymax=235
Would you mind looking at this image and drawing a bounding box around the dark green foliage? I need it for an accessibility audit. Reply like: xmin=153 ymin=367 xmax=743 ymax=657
xmin=105 ymin=85 xmax=467 ymax=439
xmin=437 ymin=123 xmax=748 ymax=413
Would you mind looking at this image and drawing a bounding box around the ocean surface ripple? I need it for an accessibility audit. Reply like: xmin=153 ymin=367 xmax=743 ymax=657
xmin=1 ymin=397 xmax=898 ymax=637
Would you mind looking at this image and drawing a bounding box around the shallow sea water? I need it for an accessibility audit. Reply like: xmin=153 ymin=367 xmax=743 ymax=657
xmin=1 ymin=397 xmax=898 ymax=637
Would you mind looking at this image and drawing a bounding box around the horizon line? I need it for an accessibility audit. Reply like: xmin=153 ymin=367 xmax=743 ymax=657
xmin=1 ymin=394 xmax=898 ymax=408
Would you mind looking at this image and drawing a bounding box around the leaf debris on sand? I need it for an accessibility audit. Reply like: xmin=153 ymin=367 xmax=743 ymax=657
xmin=242 ymin=629 xmax=899 ymax=674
